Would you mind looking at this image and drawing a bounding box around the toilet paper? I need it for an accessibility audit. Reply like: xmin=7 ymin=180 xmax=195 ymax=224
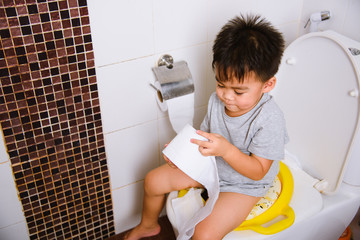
xmin=165 ymin=93 xmax=194 ymax=134
xmin=152 ymin=61 xmax=195 ymax=133
xmin=171 ymin=188 xmax=204 ymax=231
xmin=163 ymin=124 xmax=220 ymax=240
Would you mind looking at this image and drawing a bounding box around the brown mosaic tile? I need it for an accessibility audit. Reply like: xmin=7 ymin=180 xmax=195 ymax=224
xmin=0 ymin=1 xmax=114 ymax=239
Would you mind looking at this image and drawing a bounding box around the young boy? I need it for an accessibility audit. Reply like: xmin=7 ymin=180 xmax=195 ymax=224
xmin=125 ymin=14 xmax=288 ymax=240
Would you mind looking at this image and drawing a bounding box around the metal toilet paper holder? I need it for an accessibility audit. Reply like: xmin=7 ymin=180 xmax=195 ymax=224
xmin=151 ymin=54 xmax=194 ymax=102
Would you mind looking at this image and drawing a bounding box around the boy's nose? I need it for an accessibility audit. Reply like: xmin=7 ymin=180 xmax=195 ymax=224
xmin=223 ymin=89 xmax=234 ymax=101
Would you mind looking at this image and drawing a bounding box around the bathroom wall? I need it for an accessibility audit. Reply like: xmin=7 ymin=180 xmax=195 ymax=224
xmin=1 ymin=0 xmax=359 ymax=239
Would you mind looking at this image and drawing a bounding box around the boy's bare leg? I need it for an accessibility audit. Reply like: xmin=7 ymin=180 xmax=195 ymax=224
xmin=124 ymin=164 xmax=202 ymax=240
xmin=192 ymin=192 xmax=260 ymax=240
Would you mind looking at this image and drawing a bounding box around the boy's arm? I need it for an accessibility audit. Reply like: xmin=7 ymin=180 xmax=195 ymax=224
xmin=191 ymin=130 xmax=273 ymax=181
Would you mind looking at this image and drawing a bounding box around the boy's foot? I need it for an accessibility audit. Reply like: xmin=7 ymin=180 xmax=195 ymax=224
xmin=123 ymin=224 xmax=161 ymax=240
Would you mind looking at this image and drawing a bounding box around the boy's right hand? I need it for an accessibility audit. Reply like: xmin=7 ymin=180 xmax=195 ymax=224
xmin=163 ymin=143 xmax=178 ymax=169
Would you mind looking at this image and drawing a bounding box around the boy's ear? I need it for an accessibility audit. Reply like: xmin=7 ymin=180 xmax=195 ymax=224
xmin=263 ymin=77 xmax=276 ymax=93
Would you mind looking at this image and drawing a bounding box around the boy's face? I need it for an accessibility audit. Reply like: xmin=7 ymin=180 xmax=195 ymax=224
xmin=215 ymin=70 xmax=275 ymax=117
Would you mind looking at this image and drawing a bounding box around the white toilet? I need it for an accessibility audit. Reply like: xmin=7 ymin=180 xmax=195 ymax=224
xmin=166 ymin=30 xmax=360 ymax=240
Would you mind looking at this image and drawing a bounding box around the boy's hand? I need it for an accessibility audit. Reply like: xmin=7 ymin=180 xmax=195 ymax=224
xmin=190 ymin=130 xmax=232 ymax=158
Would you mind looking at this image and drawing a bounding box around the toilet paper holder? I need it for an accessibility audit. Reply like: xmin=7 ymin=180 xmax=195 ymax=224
xmin=150 ymin=55 xmax=194 ymax=102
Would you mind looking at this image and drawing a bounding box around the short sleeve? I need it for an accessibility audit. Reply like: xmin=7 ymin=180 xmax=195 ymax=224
xmin=248 ymin=113 xmax=288 ymax=161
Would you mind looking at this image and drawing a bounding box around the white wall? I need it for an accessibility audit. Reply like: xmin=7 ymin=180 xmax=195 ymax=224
xmin=1 ymin=0 xmax=359 ymax=238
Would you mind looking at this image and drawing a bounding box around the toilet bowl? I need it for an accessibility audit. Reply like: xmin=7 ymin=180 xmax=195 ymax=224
xmin=166 ymin=30 xmax=360 ymax=240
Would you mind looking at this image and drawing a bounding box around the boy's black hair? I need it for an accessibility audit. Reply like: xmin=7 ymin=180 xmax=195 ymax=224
xmin=212 ymin=14 xmax=285 ymax=83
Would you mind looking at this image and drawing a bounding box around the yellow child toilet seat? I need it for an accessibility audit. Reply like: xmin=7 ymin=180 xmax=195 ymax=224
xmin=177 ymin=161 xmax=295 ymax=235
xmin=244 ymin=175 xmax=281 ymax=221
xmin=234 ymin=161 xmax=295 ymax=234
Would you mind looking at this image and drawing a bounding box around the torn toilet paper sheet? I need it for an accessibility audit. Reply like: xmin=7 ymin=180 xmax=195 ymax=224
xmin=171 ymin=188 xmax=204 ymax=231
xmin=163 ymin=124 xmax=219 ymax=240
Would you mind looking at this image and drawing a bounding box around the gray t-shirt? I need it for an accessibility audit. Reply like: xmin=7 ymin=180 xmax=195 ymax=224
xmin=200 ymin=92 xmax=289 ymax=197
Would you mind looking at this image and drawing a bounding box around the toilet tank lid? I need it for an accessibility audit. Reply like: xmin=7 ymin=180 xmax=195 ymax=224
xmin=275 ymin=30 xmax=360 ymax=194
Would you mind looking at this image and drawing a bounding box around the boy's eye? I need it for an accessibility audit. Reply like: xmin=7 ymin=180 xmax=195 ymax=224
xmin=217 ymin=83 xmax=225 ymax=88
xmin=234 ymin=91 xmax=244 ymax=95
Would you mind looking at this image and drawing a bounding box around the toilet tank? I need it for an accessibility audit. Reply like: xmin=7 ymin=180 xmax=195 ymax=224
xmin=274 ymin=30 xmax=360 ymax=193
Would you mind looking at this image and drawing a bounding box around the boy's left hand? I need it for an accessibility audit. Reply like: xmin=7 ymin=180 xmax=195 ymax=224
xmin=190 ymin=130 xmax=232 ymax=158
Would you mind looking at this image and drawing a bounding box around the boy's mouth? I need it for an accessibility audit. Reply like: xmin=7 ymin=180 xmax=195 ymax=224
xmin=224 ymin=101 xmax=235 ymax=107
xmin=224 ymin=103 xmax=238 ymax=111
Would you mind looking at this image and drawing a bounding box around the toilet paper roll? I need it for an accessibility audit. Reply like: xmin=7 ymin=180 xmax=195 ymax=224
xmin=155 ymin=83 xmax=194 ymax=133
xmin=152 ymin=61 xmax=195 ymax=133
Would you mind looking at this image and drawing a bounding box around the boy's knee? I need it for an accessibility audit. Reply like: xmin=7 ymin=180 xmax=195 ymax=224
xmin=192 ymin=228 xmax=221 ymax=240
xmin=143 ymin=169 xmax=160 ymax=195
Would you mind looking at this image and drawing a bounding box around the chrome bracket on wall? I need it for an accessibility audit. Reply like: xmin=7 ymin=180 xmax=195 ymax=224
xmin=157 ymin=54 xmax=174 ymax=69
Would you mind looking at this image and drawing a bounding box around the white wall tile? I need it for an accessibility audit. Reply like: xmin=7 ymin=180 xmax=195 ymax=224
xmin=255 ymin=0 xmax=303 ymax=26
xmin=0 ymin=221 xmax=28 ymax=240
xmin=88 ymin=0 xmax=154 ymax=67
xmin=105 ymin=121 xmax=159 ymax=189
xmin=208 ymin=0 xmax=260 ymax=42
xmin=96 ymin=56 xmax=158 ymax=134
xmin=342 ymin=0 xmax=360 ymax=42
xmin=278 ymin=22 xmax=301 ymax=46
xmin=205 ymin=41 xmax=216 ymax=101
xmin=112 ymin=182 xmax=144 ymax=233
xmin=0 ymin=133 xmax=9 ymax=164
xmin=0 ymin=162 xmax=25 ymax=229
xmin=208 ymin=0 xmax=304 ymax=42
xmin=153 ymin=0 xmax=208 ymax=52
